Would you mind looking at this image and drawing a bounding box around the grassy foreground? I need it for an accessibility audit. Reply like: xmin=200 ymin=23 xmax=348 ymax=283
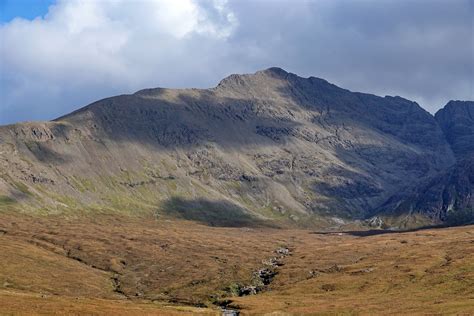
xmin=0 ymin=212 xmax=473 ymax=315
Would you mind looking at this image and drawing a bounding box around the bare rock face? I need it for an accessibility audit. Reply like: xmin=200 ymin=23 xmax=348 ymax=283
xmin=383 ymin=159 xmax=473 ymax=222
xmin=0 ymin=68 xmax=462 ymax=227
xmin=435 ymin=101 xmax=474 ymax=159
xmin=378 ymin=101 xmax=474 ymax=226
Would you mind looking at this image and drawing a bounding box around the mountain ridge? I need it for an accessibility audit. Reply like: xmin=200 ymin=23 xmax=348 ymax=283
xmin=0 ymin=68 xmax=471 ymax=228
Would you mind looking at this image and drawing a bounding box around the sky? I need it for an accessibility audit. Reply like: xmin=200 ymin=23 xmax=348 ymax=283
xmin=0 ymin=0 xmax=473 ymax=125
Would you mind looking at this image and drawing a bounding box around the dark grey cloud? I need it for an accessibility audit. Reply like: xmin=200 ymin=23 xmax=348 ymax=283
xmin=1 ymin=0 xmax=472 ymax=124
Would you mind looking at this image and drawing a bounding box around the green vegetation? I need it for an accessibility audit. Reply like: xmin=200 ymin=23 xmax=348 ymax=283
xmin=0 ymin=196 xmax=16 ymax=205
xmin=11 ymin=181 xmax=32 ymax=196
xmin=225 ymin=283 xmax=242 ymax=296
xmin=70 ymin=176 xmax=96 ymax=193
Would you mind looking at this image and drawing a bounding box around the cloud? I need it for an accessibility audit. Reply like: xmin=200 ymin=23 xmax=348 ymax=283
xmin=0 ymin=0 xmax=472 ymax=124
xmin=0 ymin=0 xmax=237 ymax=123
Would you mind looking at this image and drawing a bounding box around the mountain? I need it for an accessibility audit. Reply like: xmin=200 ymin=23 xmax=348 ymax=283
xmin=435 ymin=101 xmax=474 ymax=159
xmin=379 ymin=101 xmax=474 ymax=226
xmin=0 ymin=68 xmax=466 ymax=228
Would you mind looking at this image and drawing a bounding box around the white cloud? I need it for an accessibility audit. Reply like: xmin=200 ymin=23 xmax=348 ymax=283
xmin=0 ymin=0 xmax=238 ymax=123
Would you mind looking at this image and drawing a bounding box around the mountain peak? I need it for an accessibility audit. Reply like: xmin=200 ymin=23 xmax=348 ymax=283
xmin=256 ymin=67 xmax=289 ymax=78
xmin=216 ymin=67 xmax=290 ymax=89
xmin=446 ymin=99 xmax=474 ymax=105
xmin=442 ymin=100 xmax=474 ymax=111
xmin=436 ymin=100 xmax=474 ymax=117
xmin=435 ymin=100 xmax=474 ymax=159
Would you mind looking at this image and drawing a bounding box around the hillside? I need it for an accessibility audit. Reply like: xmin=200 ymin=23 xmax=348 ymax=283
xmin=381 ymin=159 xmax=474 ymax=225
xmin=0 ymin=68 xmax=469 ymax=227
xmin=379 ymin=101 xmax=474 ymax=225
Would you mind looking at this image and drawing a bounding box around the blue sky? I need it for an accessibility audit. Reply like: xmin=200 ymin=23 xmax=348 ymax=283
xmin=0 ymin=0 xmax=473 ymax=124
xmin=0 ymin=0 xmax=53 ymax=23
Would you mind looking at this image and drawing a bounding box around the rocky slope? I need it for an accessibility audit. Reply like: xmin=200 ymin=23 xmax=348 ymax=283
xmin=381 ymin=159 xmax=473 ymax=225
xmin=379 ymin=101 xmax=474 ymax=226
xmin=435 ymin=101 xmax=474 ymax=159
xmin=0 ymin=68 xmax=466 ymax=227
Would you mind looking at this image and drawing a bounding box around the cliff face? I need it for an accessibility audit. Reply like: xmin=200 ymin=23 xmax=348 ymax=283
xmin=383 ymin=159 xmax=473 ymax=224
xmin=435 ymin=101 xmax=474 ymax=159
xmin=381 ymin=101 xmax=474 ymax=225
xmin=0 ymin=68 xmax=462 ymax=227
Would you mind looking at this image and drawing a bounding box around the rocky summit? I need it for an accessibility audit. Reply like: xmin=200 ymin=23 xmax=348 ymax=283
xmin=0 ymin=68 xmax=472 ymax=228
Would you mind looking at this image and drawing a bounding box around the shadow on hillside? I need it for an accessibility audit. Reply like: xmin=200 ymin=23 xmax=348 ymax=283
xmin=160 ymin=196 xmax=272 ymax=228
xmin=307 ymin=141 xmax=447 ymax=219
xmin=50 ymin=74 xmax=445 ymax=166
xmin=56 ymin=88 xmax=305 ymax=151
xmin=24 ymin=141 xmax=71 ymax=164
xmin=0 ymin=189 xmax=31 ymax=210
xmin=311 ymin=225 xmax=445 ymax=237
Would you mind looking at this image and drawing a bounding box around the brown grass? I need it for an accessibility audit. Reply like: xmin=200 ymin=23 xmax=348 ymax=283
xmin=0 ymin=211 xmax=473 ymax=314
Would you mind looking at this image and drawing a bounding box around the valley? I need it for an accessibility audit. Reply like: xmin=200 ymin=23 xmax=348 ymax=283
xmin=1 ymin=0 xmax=472 ymax=312
xmin=0 ymin=68 xmax=473 ymax=314
xmin=1 ymin=212 xmax=473 ymax=314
